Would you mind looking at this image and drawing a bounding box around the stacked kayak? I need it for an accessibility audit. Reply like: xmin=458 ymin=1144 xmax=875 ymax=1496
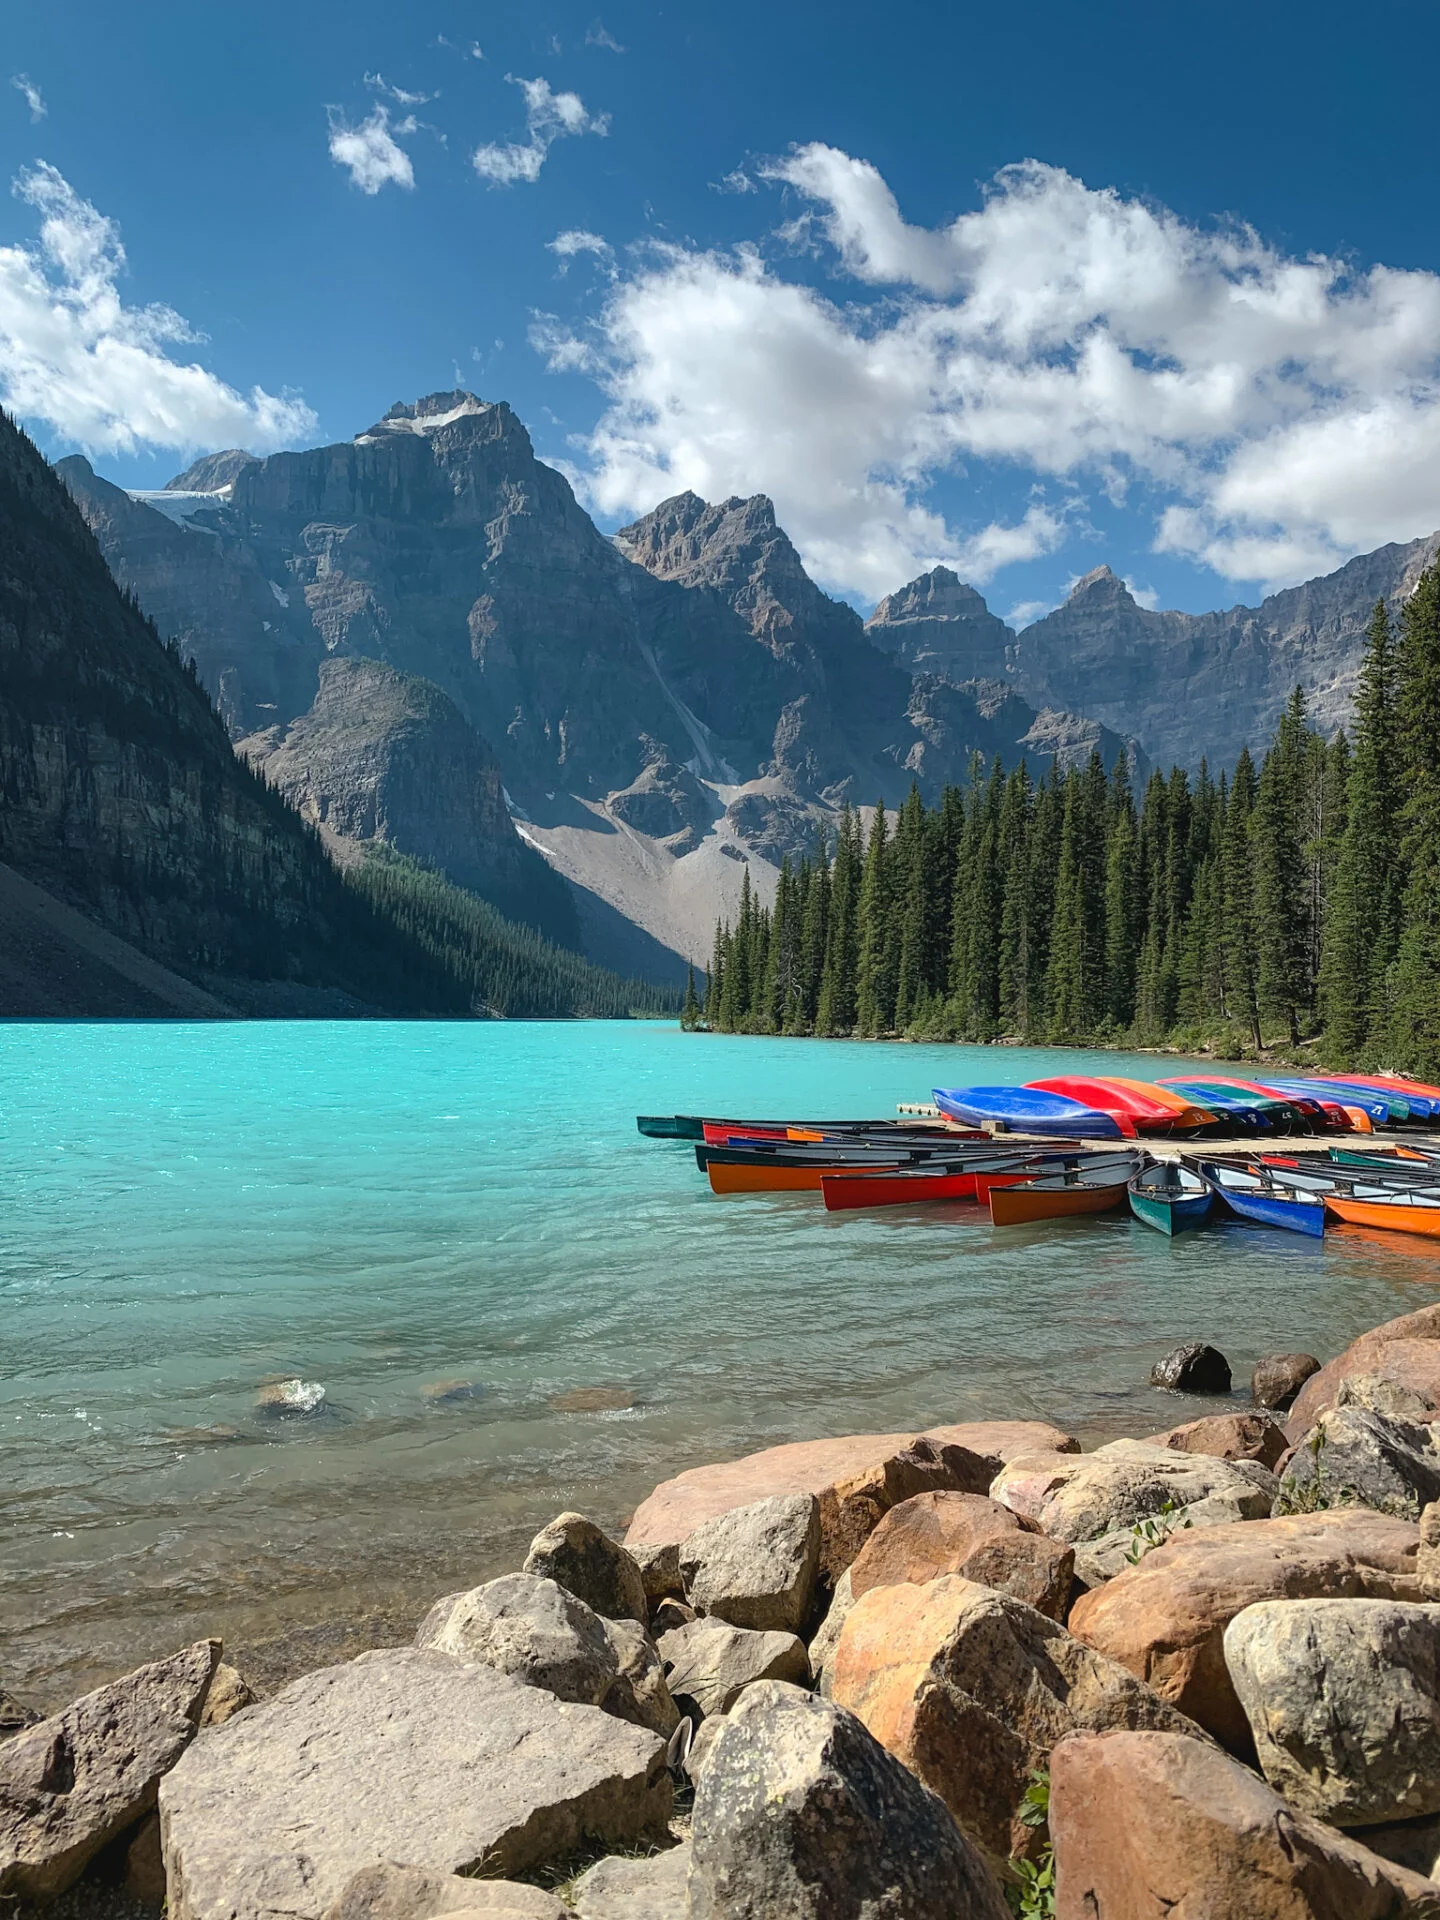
xmin=1025 ymin=1077 xmax=1218 ymax=1134
xmin=934 ymin=1086 xmax=1137 ymax=1138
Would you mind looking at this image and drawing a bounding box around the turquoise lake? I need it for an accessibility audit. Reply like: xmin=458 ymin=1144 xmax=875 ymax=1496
xmin=3 ymin=1019 xmax=1437 ymax=1705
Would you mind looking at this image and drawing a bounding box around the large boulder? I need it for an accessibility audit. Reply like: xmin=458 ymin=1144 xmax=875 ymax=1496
xmin=570 ymin=1844 xmax=689 ymax=1919
xmin=679 ymin=1492 xmax=821 ymax=1634
xmin=159 ymin=1648 xmax=671 ymax=1920
xmin=1150 ymin=1342 xmax=1232 ymax=1393
xmin=1149 ymin=1410 xmax=1289 ymax=1470
xmin=687 ymin=1680 xmax=1009 ymax=1920
xmin=0 ymin=1638 xmax=219 ymax=1899
xmin=1071 ymin=1489 xmax=1270 ymax=1588
xmin=523 ymin=1514 xmax=648 ymax=1625
xmin=1049 ymin=1729 xmax=1440 ymax=1920
xmin=322 ymin=1860 xmax=568 ymax=1917
xmin=414 ymin=1573 xmax=616 ymax=1705
xmin=807 ymin=1568 xmax=855 ymax=1695
xmin=600 ymin=1618 xmax=680 ymax=1737
xmin=0 ymin=1687 xmax=39 ymax=1742
xmin=990 ymin=1439 xmax=1276 ymax=1545
xmin=830 ymin=1573 xmax=1208 ymax=1866
xmin=625 ymin=1420 xmax=1078 ymax=1583
xmin=1278 ymin=1404 xmax=1440 ymax=1521
xmin=1287 ymin=1307 xmax=1440 ymax=1438
xmin=1067 ymin=1509 xmax=1424 ymax=1752
xmin=847 ymin=1491 xmax=1073 ymax=1620
xmin=1253 ymin=1351 xmax=1322 ymax=1411
xmin=1224 ymin=1598 xmax=1440 ymax=1825
xmin=656 ymin=1618 xmax=808 ymax=1719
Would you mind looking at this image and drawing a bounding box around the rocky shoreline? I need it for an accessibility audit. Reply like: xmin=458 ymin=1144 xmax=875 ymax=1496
xmin=9 ymin=1307 xmax=1440 ymax=1915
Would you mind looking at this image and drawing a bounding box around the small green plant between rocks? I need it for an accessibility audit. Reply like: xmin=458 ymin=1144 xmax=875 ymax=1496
xmin=1007 ymin=1769 xmax=1055 ymax=1920
xmin=1123 ymin=1495 xmax=1194 ymax=1565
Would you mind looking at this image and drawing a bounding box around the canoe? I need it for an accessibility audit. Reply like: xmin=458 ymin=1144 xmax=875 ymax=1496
xmin=1158 ymin=1080 xmax=1294 ymax=1130
xmin=1325 ymin=1192 xmax=1440 ymax=1237
xmin=646 ymin=1115 xmax=919 ymax=1142
xmin=989 ymin=1167 xmax=1135 ymax=1225
xmin=935 ymin=1086 xmax=1135 ymax=1139
xmin=707 ymin=1158 xmax=907 ymax=1194
xmin=821 ymin=1149 xmax=1125 ymax=1212
xmin=702 ymin=1122 xmax=987 ymax=1148
xmin=1025 ymin=1077 xmax=1217 ymax=1133
xmin=637 ymin=1114 xmax=698 ymax=1138
xmin=1190 ymin=1159 xmax=1326 ymax=1237
xmin=1127 ymin=1163 xmax=1215 ymax=1236
xmin=1170 ymin=1076 xmax=1336 ymax=1130
xmin=1330 ymin=1146 xmax=1440 ymax=1170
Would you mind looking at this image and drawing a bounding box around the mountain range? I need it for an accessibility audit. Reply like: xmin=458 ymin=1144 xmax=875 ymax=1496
xmin=57 ymin=390 xmax=1440 ymax=980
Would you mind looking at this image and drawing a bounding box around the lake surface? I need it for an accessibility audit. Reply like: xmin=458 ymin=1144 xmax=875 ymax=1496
xmin=3 ymin=1020 xmax=1436 ymax=1705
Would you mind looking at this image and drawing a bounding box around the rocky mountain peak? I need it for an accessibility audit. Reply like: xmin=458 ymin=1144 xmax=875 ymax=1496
xmin=868 ymin=565 xmax=1001 ymax=627
xmin=865 ymin=565 xmax=1014 ymax=682
xmin=1066 ymin=564 xmax=1134 ymax=606
xmin=164 ymin=450 xmax=257 ymax=493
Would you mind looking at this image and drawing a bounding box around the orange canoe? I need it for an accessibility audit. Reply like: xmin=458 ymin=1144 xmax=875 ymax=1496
xmin=1325 ymin=1194 xmax=1440 ymax=1238
xmin=708 ymin=1159 xmax=905 ymax=1194
xmin=989 ymin=1179 xmax=1130 ymax=1225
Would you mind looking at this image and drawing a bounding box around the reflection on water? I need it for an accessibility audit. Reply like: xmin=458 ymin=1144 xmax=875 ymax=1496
xmin=1 ymin=1020 xmax=1434 ymax=1705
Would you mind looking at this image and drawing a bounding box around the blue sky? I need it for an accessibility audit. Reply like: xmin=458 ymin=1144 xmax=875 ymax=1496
xmin=4 ymin=0 xmax=1440 ymax=623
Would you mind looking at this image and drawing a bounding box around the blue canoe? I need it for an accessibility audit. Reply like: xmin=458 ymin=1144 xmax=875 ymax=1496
xmin=934 ymin=1086 xmax=1133 ymax=1140
xmin=1128 ymin=1162 xmax=1215 ymax=1235
xmin=1256 ymin=1078 xmax=1401 ymax=1125
xmin=1192 ymin=1159 xmax=1326 ymax=1237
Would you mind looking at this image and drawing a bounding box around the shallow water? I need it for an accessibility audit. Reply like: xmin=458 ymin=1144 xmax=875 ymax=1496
xmin=2 ymin=1020 xmax=1436 ymax=1704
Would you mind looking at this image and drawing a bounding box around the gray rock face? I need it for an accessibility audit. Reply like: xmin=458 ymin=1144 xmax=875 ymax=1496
xmin=687 ymin=1681 xmax=1009 ymax=1920
xmin=1224 ymin=1599 xmax=1440 ymax=1825
xmin=865 ymin=567 xmax=1014 ymax=680
xmin=414 ymin=1573 xmax=618 ymax=1705
xmin=322 ymin=1860 xmax=567 ymax=1918
xmin=524 ymin=1513 xmax=649 ymax=1625
xmin=1253 ymin=1352 xmax=1322 ymax=1411
xmin=1278 ymin=1405 xmax=1440 ymax=1520
xmin=0 ymin=1638 xmax=219 ymax=1899
xmin=159 ymin=1648 xmax=671 ymax=1920
xmin=1072 ymin=1488 xmax=1275 ymax=1586
xmin=630 ymin=1540 xmax=683 ymax=1606
xmin=993 ymin=1439 xmax=1276 ymax=1546
xmin=165 ymin=450 xmax=258 ymax=493
xmin=808 ymin=1567 xmax=856 ymax=1696
xmin=657 ymin=1619 xmax=809 ymax=1719
xmin=679 ymin=1493 xmax=821 ymax=1634
xmin=600 ymin=1618 xmax=681 ymax=1737
xmin=1150 ymin=1342 xmax=1232 ymax=1394
xmin=571 ymin=1844 xmax=689 ymax=1919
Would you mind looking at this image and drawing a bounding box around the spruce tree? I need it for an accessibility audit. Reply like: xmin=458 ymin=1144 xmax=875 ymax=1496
xmin=1221 ymin=750 xmax=1263 ymax=1050
xmin=996 ymin=763 xmax=1034 ymax=1036
xmin=816 ymin=804 xmax=861 ymax=1035
xmin=1389 ymin=562 xmax=1440 ymax=1075
xmin=855 ymin=802 xmax=896 ymax=1036
xmin=797 ymin=831 xmax=830 ymax=1031
xmin=1253 ymin=689 xmax=1313 ymax=1043
xmin=681 ymin=964 xmax=700 ymax=1030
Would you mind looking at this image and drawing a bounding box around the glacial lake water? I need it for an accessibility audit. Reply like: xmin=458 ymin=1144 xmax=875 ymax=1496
xmin=3 ymin=1018 xmax=1437 ymax=1706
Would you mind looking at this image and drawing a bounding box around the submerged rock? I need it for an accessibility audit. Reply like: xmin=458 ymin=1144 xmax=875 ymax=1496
xmin=550 ymin=1387 xmax=635 ymax=1413
xmin=1253 ymin=1351 xmax=1322 ymax=1412
xmin=1150 ymin=1343 xmax=1232 ymax=1394
xmin=254 ymin=1377 xmax=327 ymax=1418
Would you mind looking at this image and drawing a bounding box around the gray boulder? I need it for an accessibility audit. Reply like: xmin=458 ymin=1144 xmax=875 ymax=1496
xmin=1278 ymin=1405 xmax=1440 ymax=1520
xmin=415 ymin=1573 xmax=617 ymax=1704
xmin=687 ymin=1681 xmax=1009 ymax=1920
xmin=159 ymin=1648 xmax=671 ymax=1920
xmin=1225 ymin=1599 xmax=1440 ymax=1825
xmin=807 ymin=1567 xmax=855 ymax=1695
xmin=684 ymin=1714 xmax=726 ymax=1785
xmin=601 ymin=1618 xmax=681 ymax=1736
xmin=0 ymin=1686 xmax=39 ymax=1742
xmin=571 ymin=1843 xmax=689 ymax=1918
xmin=679 ymin=1492 xmax=821 ymax=1634
xmin=0 ymin=1637 xmax=218 ymax=1899
xmin=630 ymin=1540 xmax=683 ymax=1606
xmin=1252 ymin=1351 xmax=1322 ymax=1411
xmin=524 ymin=1513 xmax=648 ymax=1625
xmin=1071 ymin=1487 xmax=1275 ymax=1586
xmin=323 ymin=1860 xmax=567 ymax=1917
xmin=994 ymin=1439 xmax=1275 ymax=1546
xmin=657 ymin=1619 xmax=808 ymax=1719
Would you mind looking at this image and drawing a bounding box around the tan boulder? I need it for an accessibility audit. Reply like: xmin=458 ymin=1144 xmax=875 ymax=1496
xmin=848 ymin=1491 xmax=1072 ymax=1620
xmin=1067 ymin=1509 xmax=1423 ymax=1752
xmin=1147 ymin=1411 xmax=1289 ymax=1471
xmin=1287 ymin=1307 xmax=1440 ymax=1438
xmin=992 ymin=1439 xmax=1276 ymax=1546
xmin=1049 ymin=1729 xmax=1440 ymax=1920
xmin=626 ymin=1420 xmax=1078 ymax=1583
xmin=830 ymin=1574 xmax=1207 ymax=1865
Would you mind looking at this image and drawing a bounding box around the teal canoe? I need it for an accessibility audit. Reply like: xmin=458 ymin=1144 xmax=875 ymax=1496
xmin=1127 ymin=1161 xmax=1214 ymax=1236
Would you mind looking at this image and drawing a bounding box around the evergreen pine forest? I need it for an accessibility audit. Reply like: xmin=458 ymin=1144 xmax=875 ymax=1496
xmin=693 ymin=567 xmax=1440 ymax=1078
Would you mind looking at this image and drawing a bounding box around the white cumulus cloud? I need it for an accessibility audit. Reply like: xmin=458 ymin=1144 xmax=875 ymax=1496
xmin=11 ymin=74 xmax=45 ymax=122
xmin=327 ymin=103 xmax=416 ymax=194
xmin=538 ymin=146 xmax=1440 ymax=598
xmin=0 ymin=163 xmax=316 ymax=455
xmin=473 ymin=76 xmax=608 ymax=187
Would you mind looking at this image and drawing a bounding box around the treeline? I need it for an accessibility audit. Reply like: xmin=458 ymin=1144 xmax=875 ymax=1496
xmin=351 ymin=847 xmax=684 ymax=1020
xmin=698 ymin=564 xmax=1440 ymax=1076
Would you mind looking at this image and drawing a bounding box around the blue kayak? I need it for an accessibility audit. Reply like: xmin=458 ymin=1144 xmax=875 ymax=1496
xmin=1192 ymin=1159 xmax=1326 ymax=1237
xmin=934 ymin=1086 xmax=1132 ymax=1140
xmin=1158 ymin=1082 xmax=1277 ymax=1132
xmin=1257 ymin=1078 xmax=1400 ymax=1125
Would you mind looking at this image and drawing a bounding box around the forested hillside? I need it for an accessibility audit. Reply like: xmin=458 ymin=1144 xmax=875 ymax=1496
xmin=700 ymin=569 xmax=1440 ymax=1077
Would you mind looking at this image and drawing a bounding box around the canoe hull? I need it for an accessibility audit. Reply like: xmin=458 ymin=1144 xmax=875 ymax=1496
xmin=1326 ymin=1196 xmax=1440 ymax=1238
xmin=1212 ymin=1186 xmax=1326 ymax=1238
xmin=708 ymin=1160 xmax=903 ymax=1194
xmin=935 ymin=1087 xmax=1133 ymax=1139
xmin=821 ymin=1169 xmax=980 ymax=1211
xmin=989 ymin=1181 xmax=1128 ymax=1225
xmin=1128 ymin=1189 xmax=1214 ymax=1236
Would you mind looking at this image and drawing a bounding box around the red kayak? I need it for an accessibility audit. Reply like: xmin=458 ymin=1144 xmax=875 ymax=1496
xmin=1025 ymin=1077 xmax=1214 ymax=1134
